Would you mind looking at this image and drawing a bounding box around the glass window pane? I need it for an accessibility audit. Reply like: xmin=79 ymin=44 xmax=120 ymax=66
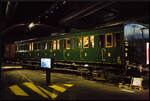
xmin=99 ymin=35 xmax=105 ymax=48
xmin=63 ymin=39 xmax=66 ymax=49
xmin=78 ymin=37 xmax=82 ymax=48
xmin=57 ymin=40 xmax=60 ymax=50
xmin=44 ymin=42 xmax=47 ymax=50
xmin=53 ymin=40 xmax=56 ymax=50
xmin=47 ymin=40 xmax=51 ymax=49
xmin=115 ymin=33 xmax=120 ymax=47
xmin=90 ymin=36 xmax=94 ymax=48
xmin=107 ymin=35 xmax=111 ymax=46
xmin=27 ymin=44 xmax=29 ymax=50
xmin=66 ymin=39 xmax=71 ymax=49
xmin=37 ymin=42 xmax=41 ymax=50
xmin=83 ymin=36 xmax=89 ymax=48
xmin=29 ymin=43 xmax=32 ymax=51
xmin=16 ymin=44 xmax=19 ymax=51
xmin=34 ymin=43 xmax=37 ymax=50
xmin=32 ymin=42 xmax=34 ymax=51
xmin=50 ymin=41 xmax=52 ymax=49
xmin=106 ymin=34 xmax=113 ymax=48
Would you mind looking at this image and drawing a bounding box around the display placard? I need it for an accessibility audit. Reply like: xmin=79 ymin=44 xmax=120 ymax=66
xmin=41 ymin=58 xmax=51 ymax=69
xmin=132 ymin=77 xmax=143 ymax=87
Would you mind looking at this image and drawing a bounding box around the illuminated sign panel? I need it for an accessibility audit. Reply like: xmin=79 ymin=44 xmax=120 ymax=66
xmin=41 ymin=58 xmax=51 ymax=69
xmin=132 ymin=77 xmax=143 ymax=87
xmin=146 ymin=42 xmax=149 ymax=64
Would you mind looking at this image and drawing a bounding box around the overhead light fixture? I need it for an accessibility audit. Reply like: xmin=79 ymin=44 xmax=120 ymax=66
xmin=28 ymin=22 xmax=35 ymax=29
xmin=63 ymin=0 xmax=66 ymax=4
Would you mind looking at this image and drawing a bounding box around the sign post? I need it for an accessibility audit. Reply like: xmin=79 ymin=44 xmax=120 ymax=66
xmin=46 ymin=70 xmax=51 ymax=83
xmin=41 ymin=58 xmax=53 ymax=84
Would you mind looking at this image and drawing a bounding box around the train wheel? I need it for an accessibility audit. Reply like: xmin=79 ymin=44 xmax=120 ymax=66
xmin=77 ymin=67 xmax=82 ymax=76
xmin=80 ymin=68 xmax=92 ymax=80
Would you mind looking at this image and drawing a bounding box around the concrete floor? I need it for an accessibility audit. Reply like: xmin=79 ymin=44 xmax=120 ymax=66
xmin=0 ymin=65 xmax=149 ymax=100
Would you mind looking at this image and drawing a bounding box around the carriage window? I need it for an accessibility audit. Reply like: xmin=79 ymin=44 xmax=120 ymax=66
xmin=99 ymin=35 xmax=105 ymax=48
xmin=63 ymin=39 xmax=66 ymax=49
xmin=16 ymin=44 xmax=19 ymax=51
xmin=29 ymin=43 xmax=32 ymax=51
xmin=105 ymin=34 xmax=113 ymax=48
xmin=34 ymin=42 xmax=39 ymax=50
xmin=113 ymin=33 xmax=120 ymax=47
xmin=49 ymin=40 xmax=52 ymax=49
xmin=21 ymin=44 xmax=23 ymax=50
xmin=57 ymin=40 xmax=60 ymax=50
xmin=78 ymin=37 xmax=82 ymax=48
xmin=22 ymin=44 xmax=24 ymax=50
xmin=21 ymin=44 xmax=24 ymax=50
xmin=25 ymin=44 xmax=27 ymax=50
xmin=23 ymin=44 xmax=25 ymax=50
xmin=47 ymin=40 xmax=50 ymax=49
xmin=31 ymin=42 xmax=34 ymax=51
xmin=83 ymin=36 xmax=89 ymax=48
xmin=66 ymin=39 xmax=71 ymax=49
xmin=53 ymin=40 xmax=56 ymax=50
xmin=44 ymin=41 xmax=47 ymax=50
xmin=34 ymin=43 xmax=37 ymax=50
xmin=90 ymin=35 xmax=94 ymax=48
xmin=19 ymin=44 xmax=21 ymax=50
xmin=27 ymin=44 xmax=29 ymax=50
xmin=37 ymin=42 xmax=41 ymax=50
xmin=26 ymin=44 xmax=29 ymax=50
xmin=29 ymin=43 xmax=34 ymax=51
xmin=18 ymin=44 xmax=20 ymax=50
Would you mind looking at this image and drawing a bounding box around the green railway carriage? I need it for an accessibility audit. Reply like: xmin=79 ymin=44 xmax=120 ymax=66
xmin=14 ymin=24 xmax=149 ymax=81
xmin=15 ymin=25 xmax=124 ymax=66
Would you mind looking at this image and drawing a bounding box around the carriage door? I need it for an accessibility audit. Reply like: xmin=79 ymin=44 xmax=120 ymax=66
xmin=99 ymin=35 xmax=106 ymax=61
xmin=105 ymin=33 xmax=113 ymax=62
xmin=102 ymin=48 xmax=106 ymax=61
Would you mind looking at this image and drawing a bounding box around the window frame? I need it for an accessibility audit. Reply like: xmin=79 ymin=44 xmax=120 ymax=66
xmin=52 ymin=40 xmax=57 ymax=50
xmin=31 ymin=42 xmax=34 ymax=51
xmin=47 ymin=40 xmax=51 ymax=49
xmin=66 ymin=38 xmax=71 ymax=50
xmin=57 ymin=40 xmax=60 ymax=50
xmin=29 ymin=43 xmax=32 ymax=51
xmin=78 ymin=37 xmax=83 ymax=48
xmin=90 ymin=35 xmax=94 ymax=48
xmin=114 ymin=32 xmax=120 ymax=48
xmin=113 ymin=34 xmax=116 ymax=48
xmin=44 ymin=41 xmax=48 ymax=50
xmin=83 ymin=36 xmax=89 ymax=48
xmin=105 ymin=33 xmax=113 ymax=48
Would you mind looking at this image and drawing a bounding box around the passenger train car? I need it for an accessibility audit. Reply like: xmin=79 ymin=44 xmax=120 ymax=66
xmin=7 ymin=24 xmax=149 ymax=81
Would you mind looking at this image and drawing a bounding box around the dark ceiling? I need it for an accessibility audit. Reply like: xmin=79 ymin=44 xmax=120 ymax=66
xmin=0 ymin=0 xmax=149 ymax=43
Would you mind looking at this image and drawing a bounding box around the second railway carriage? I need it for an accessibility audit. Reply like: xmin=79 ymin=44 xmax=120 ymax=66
xmin=14 ymin=23 xmax=149 ymax=81
xmin=15 ymin=25 xmax=124 ymax=65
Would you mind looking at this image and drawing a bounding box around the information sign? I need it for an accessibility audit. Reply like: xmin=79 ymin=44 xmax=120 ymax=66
xmin=41 ymin=58 xmax=51 ymax=69
xmin=132 ymin=77 xmax=143 ymax=87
